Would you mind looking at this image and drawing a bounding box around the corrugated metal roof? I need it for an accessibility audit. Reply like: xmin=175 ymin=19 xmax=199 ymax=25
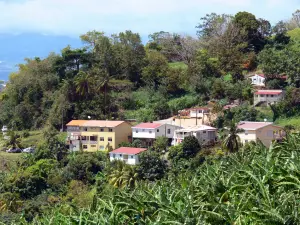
xmin=133 ymin=123 xmax=163 ymax=129
xmin=110 ymin=147 xmax=147 ymax=155
xmin=237 ymin=121 xmax=273 ymax=130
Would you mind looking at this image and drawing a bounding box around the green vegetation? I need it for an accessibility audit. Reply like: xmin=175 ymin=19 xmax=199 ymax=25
xmin=2 ymin=8 xmax=300 ymax=225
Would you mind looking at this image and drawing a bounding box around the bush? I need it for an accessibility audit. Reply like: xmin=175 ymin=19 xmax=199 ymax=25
xmin=137 ymin=151 xmax=167 ymax=181
xmin=22 ymin=130 xmax=30 ymax=138
xmin=182 ymin=136 xmax=201 ymax=159
xmin=65 ymin=153 xmax=106 ymax=184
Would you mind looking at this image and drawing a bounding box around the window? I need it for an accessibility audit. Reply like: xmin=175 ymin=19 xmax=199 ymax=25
xmin=108 ymin=137 xmax=112 ymax=142
xmin=266 ymin=94 xmax=269 ymax=97
xmin=100 ymin=146 xmax=104 ymax=150
xmin=198 ymin=110 xmax=201 ymax=113
xmin=100 ymin=128 xmax=104 ymax=132
xmin=91 ymin=145 xmax=96 ymax=147
xmin=113 ymin=154 xmax=116 ymax=158
xmin=136 ymin=129 xmax=139 ymax=133
xmin=83 ymin=145 xmax=88 ymax=149
xmin=90 ymin=136 xmax=97 ymax=141
xmin=149 ymin=131 xmax=152 ymax=134
xmin=100 ymin=137 xmax=104 ymax=141
xmin=109 ymin=128 xmax=113 ymax=132
xmin=245 ymin=140 xmax=248 ymax=143
xmin=157 ymin=129 xmax=160 ymax=132
xmin=203 ymin=131 xmax=207 ymax=134
xmin=142 ymin=129 xmax=145 ymax=132
xmin=131 ymin=156 xmax=134 ymax=159
xmin=245 ymin=131 xmax=248 ymax=135
xmin=119 ymin=154 xmax=122 ymax=157
xmin=81 ymin=136 xmax=88 ymax=140
xmin=267 ymin=130 xmax=273 ymax=137
xmin=83 ymin=128 xmax=88 ymax=131
xmin=167 ymin=129 xmax=171 ymax=134
xmin=260 ymin=94 xmax=265 ymax=97
xmin=271 ymin=95 xmax=274 ymax=97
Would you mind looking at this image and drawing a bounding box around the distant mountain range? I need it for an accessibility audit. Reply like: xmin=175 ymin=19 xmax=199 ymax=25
xmin=0 ymin=33 xmax=83 ymax=80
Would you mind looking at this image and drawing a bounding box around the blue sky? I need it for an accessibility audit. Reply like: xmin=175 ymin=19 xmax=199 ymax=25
xmin=0 ymin=0 xmax=299 ymax=37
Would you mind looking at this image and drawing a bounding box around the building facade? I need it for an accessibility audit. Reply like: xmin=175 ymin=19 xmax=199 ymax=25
xmin=66 ymin=120 xmax=132 ymax=152
xmin=132 ymin=123 xmax=181 ymax=146
xmin=237 ymin=121 xmax=285 ymax=147
xmin=254 ymin=90 xmax=284 ymax=106
xmin=109 ymin=147 xmax=147 ymax=165
xmin=249 ymin=74 xmax=265 ymax=86
xmin=172 ymin=125 xmax=217 ymax=146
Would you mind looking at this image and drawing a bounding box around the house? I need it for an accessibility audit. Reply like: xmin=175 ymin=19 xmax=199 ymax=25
xmin=254 ymin=90 xmax=284 ymax=106
xmin=249 ymin=74 xmax=265 ymax=86
xmin=172 ymin=125 xmax=217 ymax=146
xmin=237 ymin=121 xmax=285 ymax=147
xmin=109 ymin=147 xmax=147 ymax=165
xmin=189 ymin=107 xmax=210 ymax=118
xmin=132 ymin=122 xmax=181 ymax=146
xmin=66 ymin=120 xmax=132 ymax=152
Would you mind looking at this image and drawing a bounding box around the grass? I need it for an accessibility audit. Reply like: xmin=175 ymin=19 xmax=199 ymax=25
xmin=0 ymin=151 xmax=23 ymax=172
xmin=168 ymin=62 xmax=188 ymax=70
xmin=275 ymin=116 xmax=300 ymax=130
xmin=20 ymin=130 xmax=43 ymax=147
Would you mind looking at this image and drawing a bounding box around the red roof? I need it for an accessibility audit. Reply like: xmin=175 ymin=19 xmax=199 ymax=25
xmin=110 ymin=147 xmax=147 ymax=155
xmin=133 ymin=123 xmax=162 ymax=129
xmin=255 ymin=90 xmax=282 ymax=95
xmin=190 ymin=107 xmax=210 ymax=110
xmin=257 ymin=74 xmax=265 ymax=78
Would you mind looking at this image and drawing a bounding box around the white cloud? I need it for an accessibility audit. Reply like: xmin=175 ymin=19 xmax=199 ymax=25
xmin=0 ymin=0 xmax=296 ymax=36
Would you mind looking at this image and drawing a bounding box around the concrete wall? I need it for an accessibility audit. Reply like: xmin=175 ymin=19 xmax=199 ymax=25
xmin=109 ymin=153 xmax=139 ymax=165
xmin=114 ymin=122 xmax=132 ymax=148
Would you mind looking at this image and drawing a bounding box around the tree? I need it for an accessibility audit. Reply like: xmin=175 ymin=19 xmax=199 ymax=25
xmin=109 ymin=161 xmax=139 ymax=189
xmin=5 ymin=131 xmax=22 ymax=149
xmin=182 ymin=136 xmax=201 ymax=158
xmin=153 ymin=136 xmax=169 ymax=153
xmin=137 ymin=151 xmax=167 ymax=181
xmin=222 ymin=123 xmax=243 ymax=152
xmin=142 ymin=50 xmax=168 ymax=88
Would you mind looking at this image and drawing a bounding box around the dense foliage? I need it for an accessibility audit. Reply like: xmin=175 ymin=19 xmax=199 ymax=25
xmin=1 ymin=10 xmax=300 ymax=130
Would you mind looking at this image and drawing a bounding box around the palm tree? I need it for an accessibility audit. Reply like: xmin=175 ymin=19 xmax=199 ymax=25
xmin=109 ymin=161 xmax=139 ymax=189
xmin=74 ymin=71 xmax=92 ymax=97
xmin=222 ymin=122 xmax=243 ymax=153
xmin=6 ymin=131 xmax=22 ymax=149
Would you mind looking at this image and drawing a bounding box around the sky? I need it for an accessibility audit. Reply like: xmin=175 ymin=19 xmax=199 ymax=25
xmin=0 ymin=0 xmax=299 ymax=37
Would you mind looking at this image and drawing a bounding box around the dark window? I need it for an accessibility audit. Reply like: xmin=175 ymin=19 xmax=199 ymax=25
xmin=100 ymin=137 xmax=104 ymax=141
xmin=109 ymin=128 xmax=113 ymax=132
xmin=157 ymin=129 xmax=160 ymax=132
xmin=83 ymin=128 xmax=87 ymax=131
xmin=136 ymin=129 xmax=138 ymax=133
xmin=113 ymin=154 xmax=116 ymax=158
xmin=131 ymin=156 xmax=134 ymax=159
xmin=119 ymin=154 xmax=122 ymax=157
xmin=167 ymin=129 xmax=171 ymax=134
xmin=100 ymin=128 xmax=104 ymax=132
xmin=203 ymin=131 xmax=206 ymax=134
xmin=149 ymin=131 xmax=152 ymax=134
xmin=81 ymin=136 xmax=88 ymax=140
xmin=90 ymin=136 xmax=97 ymax=141
xmin=271 ymin=95 xmax=274 ymax=97
xmin=83 ymin=145 xmax=88 ymax=149
xmin=91 ymin=145 xmax=96 ymax=147
xmin=108 ymin=137 xmax=112 ymax=142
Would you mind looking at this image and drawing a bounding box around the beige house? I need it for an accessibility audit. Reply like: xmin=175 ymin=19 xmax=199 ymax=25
xmin=237 ymin=121 xmax=285 ymax=147
xmin=172 ymin=125 xmax=217 ymax=146
xmin=254 ymin=90 xmax=284 ymax=106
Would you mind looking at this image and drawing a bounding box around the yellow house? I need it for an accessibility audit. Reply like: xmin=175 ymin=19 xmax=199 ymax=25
xmin=237 ymin=121 xmax=285 ymax=148
xmin=66 ymin=120 xmax=132 ymax=152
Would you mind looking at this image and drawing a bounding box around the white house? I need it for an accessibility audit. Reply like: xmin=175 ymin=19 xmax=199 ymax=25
xmin=249 ymin=74 xmax=265 ymax=86
xmin=109 ymin=147 xmax=147 ymax=165
xmin=254 ymin=90 xmax=284 ymax=106
xmin=132 ymin=122 xmax=181 ymax=146
xmin=189 ymin=107 xmax=210 ymax=118
xmin=172 ymin=125 xmax=217 ymax=146
xmin=237 ymin=121 xmax=285 ymax=147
